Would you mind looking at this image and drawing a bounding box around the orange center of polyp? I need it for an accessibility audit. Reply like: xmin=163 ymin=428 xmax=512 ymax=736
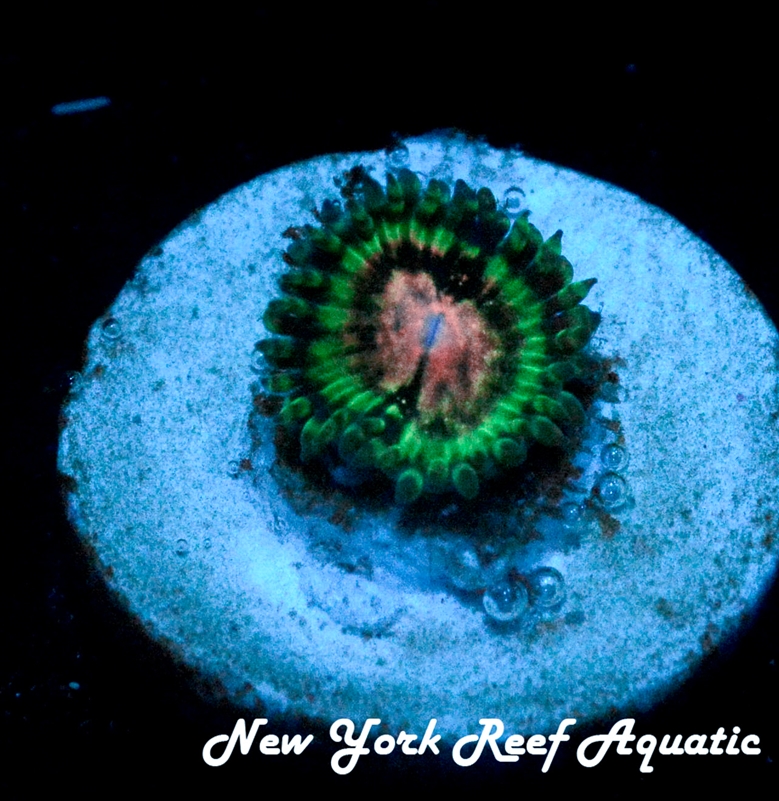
xmin=375 ymin=271 xmax=499 ymax=422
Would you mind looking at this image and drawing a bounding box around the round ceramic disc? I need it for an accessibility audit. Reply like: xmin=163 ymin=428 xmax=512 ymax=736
xmin=57 ymin=133 xmax=779 ymax=738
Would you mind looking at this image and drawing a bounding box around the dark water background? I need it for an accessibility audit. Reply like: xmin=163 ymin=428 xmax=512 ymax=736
xmin=2 ymin=6 xmax=777 ymax=795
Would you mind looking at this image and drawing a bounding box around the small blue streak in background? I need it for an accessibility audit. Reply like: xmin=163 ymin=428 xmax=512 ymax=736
xmin=51 ymin=97 xmax=111 ymax=115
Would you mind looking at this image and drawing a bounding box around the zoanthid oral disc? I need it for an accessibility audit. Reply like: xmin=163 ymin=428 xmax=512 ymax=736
xmin=259 ymin=167 xmax=600 ymax=505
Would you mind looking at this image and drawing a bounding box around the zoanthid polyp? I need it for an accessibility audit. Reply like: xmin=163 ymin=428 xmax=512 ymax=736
xmin=259 ymin=167 xmax=600 ymax=505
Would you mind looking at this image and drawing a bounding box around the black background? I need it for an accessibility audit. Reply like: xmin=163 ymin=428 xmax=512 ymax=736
xmin=2 ymin=6 xmax=777 ymax=796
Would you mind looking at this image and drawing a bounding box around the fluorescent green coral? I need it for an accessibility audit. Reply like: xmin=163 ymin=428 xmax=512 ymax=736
xmin=259 ymin=166 xmax=600 ymax=503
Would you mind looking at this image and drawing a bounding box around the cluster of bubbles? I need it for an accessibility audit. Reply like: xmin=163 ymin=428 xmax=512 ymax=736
xmin=174 ymin=536 xmax=212 ymax=555
xmin=444 ymin=541 xmax=566 ymax=625
xmin=384 ymin=148 xmax=527 ymax=220
xmin=593 ymin=444 xmax=630 ymax=511
xmin=483 ymin=567 xmax=566 ymax=623
xmin=440 ymin=428 xmax=631 ymax=626
xmin=384 ymin=148 xmax=529 ymax=224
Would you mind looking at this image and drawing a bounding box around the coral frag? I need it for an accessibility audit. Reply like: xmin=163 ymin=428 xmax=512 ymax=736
xmin=259 ymin=167 xmax=600 ymax=504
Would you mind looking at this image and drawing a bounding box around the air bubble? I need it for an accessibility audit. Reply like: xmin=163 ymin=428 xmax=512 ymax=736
xmin=65 ymin=371 xmax=83 ymax=393
xmin=483 ymin=580 xmax=529 ymax=622
xmin=175 ymin=538 xmax=190 ymax=556
xmin=594 ymin=472 xmax=628 ymax=510
xmin=502 ymin=186 xmax=525 ymax=215
xmin=100 ymin=317 xmax=121 ymax=341
xmin=559 ymin=501 xmax=585 ymax=527
xmin=204 ymin=538 xmax=212 ymax=549
xmin=600 ymin=444 xmax=627 ymax=471
xmin=227 ymin=460 xmax=242 ymax=478
xmin=527 ymin=567 xmax=565 ymax=609
xmin=250 ymin=349 xmax=266 ymax=374
xmin=386 ymin=143 xmax=410 ymax=169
